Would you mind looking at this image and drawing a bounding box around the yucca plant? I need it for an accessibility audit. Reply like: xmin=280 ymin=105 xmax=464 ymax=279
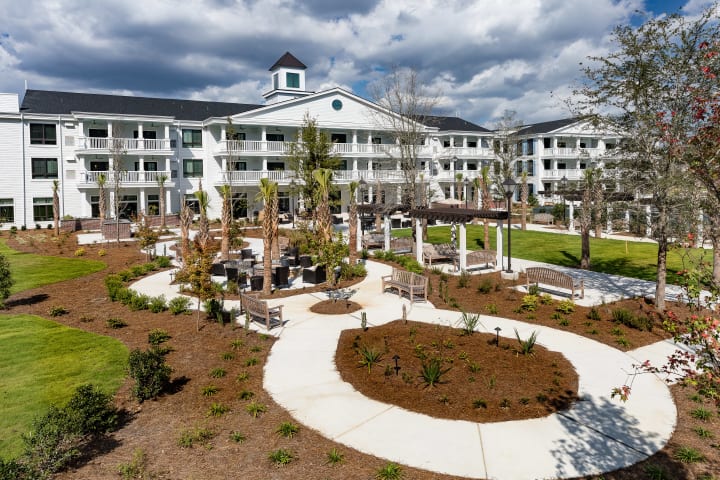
xmin=276 ymin=421 xmax=299 ymax=438
xmin=376 ymin=462 xmax=404 ymax=480
xmin=357 ymin=345 xmax=383 ymax=373
xmin=514 ymin=328 xmax=539 ymax=355
xmin=326 ymin=448 xmax=344 ymax=465
xmin=459 ymin=310 xmax=481 ymax=335
xmin=419 ymin=358 xmax=451 ymax=387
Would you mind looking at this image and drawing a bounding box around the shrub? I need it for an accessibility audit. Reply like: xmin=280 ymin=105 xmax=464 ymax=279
xmin=587 ymin=307 xmax=602 ymax=321
xmin=276 ymin=421 xmax=299 ymax=438
xmin=221 ymin=351 xmax=235 ymax=360
xmin=229 ymin=431 xmax=246 ymax=443
xmin=246 ymin=401 xmax=267 ymax=418
xmin=244 ymin=357 xmax=259 ymax=366
xmin=420 ymin=358 xmax=451 ymax=387
xmin=104 ymin=274 xmax=124 ymax=301
xmin=268 ymin=448 xmax=294 ymax=466
xmin=520 ymin=295 xmax=538 ymax=312
xmin=236 ymin=371 xmax=250 ymax=382
xmin=206 ymin=403 xmax=230 ymax=417
xmin=97 ymin=248 xmax=106 ymax=257
xmin=74 ymin=247 xmax=86 ymax=257
xmin=527 ymin=283 xmax=540 ymax=295
xmin=177 ymin=427 xmax=214 ymax=448
xmin=691 ymin=407 xmax=713 ymax=421
xmin=238 ymin=390 xmax=254 ymax=400
xmin=612 ymin=308 xmax=653 ymax=331
xmin=674 ymin=446 xmax=704 ymax=463
xmin=326 ymin=448 xmax=344 ymax=465
xmin=155 ymin=256 xmax=171 ymax=268
xmin=357 ymin=345 xmax=383 ymax=373
xmin=148 ymin=295 xmax=167 ymax=313
xmin=127 ymin=348 xmax=172 ymax=402
xmin=457 ymin=270 xmax=471 ymax=288
xmin=204 ymin=298 xmax=223 ymax=319
xmin=210 ymin=368 xmax=226 ymax=378
xmin=106 ymin=318 xmax=127 ymax=329
xmin=485 ymin=303 xmax=498 ymax=315
xmin=48 ymin=305 xmax=68 ymax=317
xmin=142 ymin=262 xmax=157 ymax=273
xmin=118 ymin=270 xmax=135 ymax=282
xmin=477 ymin=278 xmax=493 ymax=294
xmin=130 ymin=265 xmax=145 ymax=277
xmin=376 ymin=462 xmax=404 ymax=480
xmin=117 ymin=448 xmax=149 ymax=480
xmin=128 ymin=293 xmax=150 ymax=311
xmin=200 ymin=385 xmax=219 ymax=397
xmin=555 ymin=299 xmax=575 ymax=314
xmin=539 ymin=293 xmax=553 ymax=305
xmin=148 ymin=328 xmax=171 ymax=345
xmin=168 ymin=296 xmax=192 ymax=315
xmin=116 ymin=287 xmax=134 ymax=305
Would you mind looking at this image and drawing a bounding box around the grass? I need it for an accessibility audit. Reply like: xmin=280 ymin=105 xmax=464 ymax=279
xmin=0 ymin=240 xmax=106 ymax=294
xmin=393 ymin=225 xmax=694 ymax=284
xmin=0 ymin=314 xmax=128 ymax=459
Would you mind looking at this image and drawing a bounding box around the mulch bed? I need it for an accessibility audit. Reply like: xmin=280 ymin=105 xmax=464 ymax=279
xmin=310 ymin=299 xmax=363 ymax=314
xmin=2 ymin=230 xmax=718 ymax=479
xmin=336 ymin=320 xmax=578 ymax=422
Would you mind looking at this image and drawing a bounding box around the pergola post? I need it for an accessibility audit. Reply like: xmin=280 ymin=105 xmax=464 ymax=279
xmin=384 ymin=214 xmax=391 ymax=251
xmin=459 ymin=221 xmax=467 ymax=271
xmin=415 ymin=217 xmax=423 ymax=264
xmin=496 ymin=218 xmax=504 ymax=269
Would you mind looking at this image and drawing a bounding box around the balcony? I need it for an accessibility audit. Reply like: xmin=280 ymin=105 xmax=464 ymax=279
xmin=541 ymin=169 xmax=586 ymax=181
xmin=542 ymin=147 xmax=602 ymax=158
xmin=215 ymin=140 xmax=435 ymax=157
xmin=441 ymin=146 xmax=494 ymax=158
xmin=77 ymin=170 xmax=174 ymax=188
xmin=76 ymin=137 xmax=173 ymax=153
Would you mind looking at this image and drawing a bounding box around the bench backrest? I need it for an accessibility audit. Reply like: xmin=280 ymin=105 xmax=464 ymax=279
xmin=392 ymin=268 xmax=414 ymax=283
xmin=526 ymin=267 xmax=573 ymax=288
xmin=241 ymin=293 xmax=267 ymax=314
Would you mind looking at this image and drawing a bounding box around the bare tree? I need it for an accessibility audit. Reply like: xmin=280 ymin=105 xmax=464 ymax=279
xmin=370 ymin=67 xmax=438 ymax=210
xmin=156 ymin=174 xmax=168 ymax=230
xmin=219 ymin=184 xmax=232 ymax=261
xmin=492 ymin=110 xmax=524 ymax=186
xmin=348 ymin=181 xmax=359 ymax=264
xmin=109 ymin=138 xmax=127 ymax=244
xmin=97 ymin=173 xmax=107 ymax=222
xmin=519 ymin=171 xmax=528 ymax=231
xmin=256 ymin=178 xmax=278 ymax=295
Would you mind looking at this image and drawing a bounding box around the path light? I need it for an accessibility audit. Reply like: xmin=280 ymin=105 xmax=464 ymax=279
xmin=393 ymin=355 xmax=401 ymax=376
xmin=494 ymin=326 xmax=502 ymax=347
xmin=402 ymin=304 xmax=407 ymax=324
xmin=290 ymin=179 xmax=296 ymax=228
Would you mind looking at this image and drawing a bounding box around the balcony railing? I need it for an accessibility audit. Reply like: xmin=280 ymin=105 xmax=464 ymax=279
xmin=76 ymin=137 xmax=172 ymax=151
xmin=79 ymin=170 xmax=173 ymax=185
xmin=215 ymin=140 xmax=442 ymax=157
xmin=213 ymin=169 xmax=494 ymax=185
xmin=541 ymin=169 xmax=586 ymax=181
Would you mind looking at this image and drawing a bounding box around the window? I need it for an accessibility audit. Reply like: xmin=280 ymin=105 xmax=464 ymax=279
xmin=278 ymin=191 xmax=290 ymax=213
xmin=90 ymin=161 xmax=109 ymax=171
xmin=338 ymin=160 xmax=348 ymax=170
xmin=119 ymin=195 xmax=138 ymax=219
xmin=226 ymin=131 xmax=245 ymax=141
xmin=605 ymin=142 xmax=616 ymax=150
xmin=543 ymin=159 xmax=551 ymax=170
xmin=147 ymin=194 xmax=160 ymax=215
xmin=372 ymin=137 xmax=382 ymax=145
xmin=90 ymin=195 xmax=100 ymax=218
xmin=232 ymin=192 xmax=248 ymax=218
xmin=481 ymin=138 xmax=490 ymax=148
xmin=31 ymin=158 xmax=58 ymax=179
xmin=88 ymin=128 xmax=108 ymax=138
xmin=267 ymin=162 xmax=284 ymax=171
xmin=229 ymin=161 xmax=247 ymax=171
xmin=286 ymin=72 xmax=300 ymax=88
xmin=183 ymin=159 xmax=203 ymax=177
xmin=30 ymin=124 xmax=57 ymax=145
xmin=0 ymin=199 xmax=14 ymax=223
xmin=443 ymin=140 xmax=451 ymax=148
xmin=331 ymin=133 xmax=346 ymax=143
xmin=273 ymin=73 xmax=279 ymax=90
xmin=466 ymin=163 xmax=477 ymax=170
xmin=133 ymin=130 xmax=157 ymax=139
xmin=135 ymin=161 xmax=157 ymax=171
xmin=543 ymin=183 xmax=551 ymax=193
xmin=467 ymin=141 xmax=477 ymax=148
xmin=266 ymin=133 xmax=284 ymax=142
xmin=558 ymin=162 xmax=567 ymax=169
xmin=182 ymin=129 xmax=202 ymax=148
xmin=527 ymin=160 xmax=535 ymax=176
xmin=33 ymin=197 xmax=53 ymax=222
xmin=543 ymin=138 xmax=552 ymax=148
xmin=516 ymin=161 xmax=524 ymax=175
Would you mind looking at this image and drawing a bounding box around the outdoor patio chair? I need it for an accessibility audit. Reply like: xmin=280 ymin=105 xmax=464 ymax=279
xmin=273 ymin=266 xmax=290 ymax=288
xmin=211 ymin=263 xmax=226 ymax=277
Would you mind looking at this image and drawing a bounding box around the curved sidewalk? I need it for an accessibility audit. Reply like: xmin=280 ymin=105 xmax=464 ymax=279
xmin=263 ymin=261 xmax=677 ymax=479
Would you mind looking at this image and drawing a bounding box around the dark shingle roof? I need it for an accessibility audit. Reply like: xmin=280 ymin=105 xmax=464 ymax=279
xmin=21 ymin=90 xmax=262 ymax=121
xmin=423 ymin=115 xmax=490 ymax=132
xmin=269 ymin=52 xmax=307 ymax=71
xmin=515 ymin=118 xmax=579 ymax=135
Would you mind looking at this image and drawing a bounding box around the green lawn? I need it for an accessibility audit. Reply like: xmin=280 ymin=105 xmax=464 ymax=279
xmin=0 ymin=314 xmax=128 ymax=460
xmin=0 ymin=240 xmax=106 ymax=294
xmin=394 ymin=225 xmax=701 ymax=284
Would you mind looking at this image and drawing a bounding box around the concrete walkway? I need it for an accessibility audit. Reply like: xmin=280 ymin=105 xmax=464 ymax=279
xmin=126 ymin=236 xmax=682 ymax=479
xmin=262 ymin=261 xmax=677 ymax=479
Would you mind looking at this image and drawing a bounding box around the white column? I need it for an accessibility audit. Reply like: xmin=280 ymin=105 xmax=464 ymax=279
xmin=415 ymin=218 xmax=423 ymax=264
xmin=462 ymin=136 xmax=468 ymax=148
xmin=137 ymin=123 xmax=144 ymax=149
xmin=221 ymin=124 xmax=226 ymax=141
xmin=568 ymin=202 xmax=575 ymax=232
xmin=262 ymin=157 xmax=268 ymax=173
xmin=352 ymin=158 xmax=358 ymax=172
xmin=459 ymin=222 xmax=467 ymax=271
xmin=352 ymin=130 xmax=357 ymax=153
xmin=164 ymin=125 xmax=170 ymax=144
xmin=384 ymin=215 xmax=391 ymax=251
xmin=165 ymin=189 xmax=172 ymax=214
xmin=261 ymin=127 xmax=267 ymax=151
xmin=107 ymin=121 xmax=113 ymax=138
xmin=139 ymin=190 xmax=146 ymax=214
xmin=496 ymin=219 xmax=504 ymax=270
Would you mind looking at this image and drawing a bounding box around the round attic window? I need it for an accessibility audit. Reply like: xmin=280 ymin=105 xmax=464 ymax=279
xmin=332 ymin=99 xmax=343 ymax=111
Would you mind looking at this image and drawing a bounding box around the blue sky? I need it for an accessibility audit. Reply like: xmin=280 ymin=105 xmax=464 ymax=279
xmin=0 ymin=0 xmax=714 ymax=126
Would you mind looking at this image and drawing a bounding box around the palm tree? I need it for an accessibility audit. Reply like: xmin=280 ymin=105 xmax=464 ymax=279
xmin=156 ymin=174 xmax=168 ymax=230
xmin=219 ymin=184 xmax=232 ymax=261
xmin=97 ymin=173 xmax=107 ymax=222
xmin=480 ymin=166 xmax=492 ymax=251
xmin=194 ymin=180 xmax=210 ymax=252
xmin=256 ymin=178 xmax=278 ymax=295
xmin=348 ymin=181 xmax=359 ymax=264
xmin=313 ymin=168 xmax=334 ymax=245
xmin=520 ymin=171 xmax=528 ymax=231
xmin=52 ymin=180 xmax=60 ymax=236
xmin=455 ymin=172 xmax=464 ymax=201
xmin=179 ymin=200 xmax=192 ymax=265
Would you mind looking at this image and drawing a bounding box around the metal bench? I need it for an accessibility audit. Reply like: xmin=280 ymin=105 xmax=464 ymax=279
xmin=381 ymin=268 xmax=428 ymax=302
xmin=526 ymin=266 xmax=584 ymax=299
xmin=240 ymin=292 xmax=283 ymax=329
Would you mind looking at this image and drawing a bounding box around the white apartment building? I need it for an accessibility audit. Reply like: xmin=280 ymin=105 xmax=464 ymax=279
xmin=0 ymin=52 xmax=617 ymax=229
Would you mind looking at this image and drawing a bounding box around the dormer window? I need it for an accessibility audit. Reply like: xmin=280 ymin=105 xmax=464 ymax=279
xmin=286 ymin=72 xmax=300 ymax=88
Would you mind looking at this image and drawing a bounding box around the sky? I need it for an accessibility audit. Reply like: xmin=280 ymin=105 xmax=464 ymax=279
xmin=0 ymin=0 xmax=714 ymax=127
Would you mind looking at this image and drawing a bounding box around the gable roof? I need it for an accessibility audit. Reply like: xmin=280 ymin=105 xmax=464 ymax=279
xmin=269 ymin=52 xmax=307 ymax=71
xmin=423 ymin=115 xmax=490 ymax=133
xmin=20 ymin=90 xmax=261 ymax=121
xmin=515 ymin=118 xmax=579 ymax=135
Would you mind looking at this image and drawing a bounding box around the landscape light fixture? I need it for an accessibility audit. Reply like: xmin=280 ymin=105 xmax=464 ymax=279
xmin=502 ymin=177 xmax=517 ymax=273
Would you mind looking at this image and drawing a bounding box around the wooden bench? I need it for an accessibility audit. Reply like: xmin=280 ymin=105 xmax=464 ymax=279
xmin=240 ymin=292 xmax=284 ymax=329
xmin=381 ymin=268 xmax=428 ymax=302
xmin=526 ymin=266 xmax=584 ymax=299
xmin=422 ymin=243 xmax=457 ymax=266
xmin=390 ymin=237 xmax=413 ymax=254
xmin=362 ymin=233 xmax=385 ymax=250
xmin=533 ymin=213 xmax=555 ymax=225
xmin=463 ymin=250 xmax=497 ymax=269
